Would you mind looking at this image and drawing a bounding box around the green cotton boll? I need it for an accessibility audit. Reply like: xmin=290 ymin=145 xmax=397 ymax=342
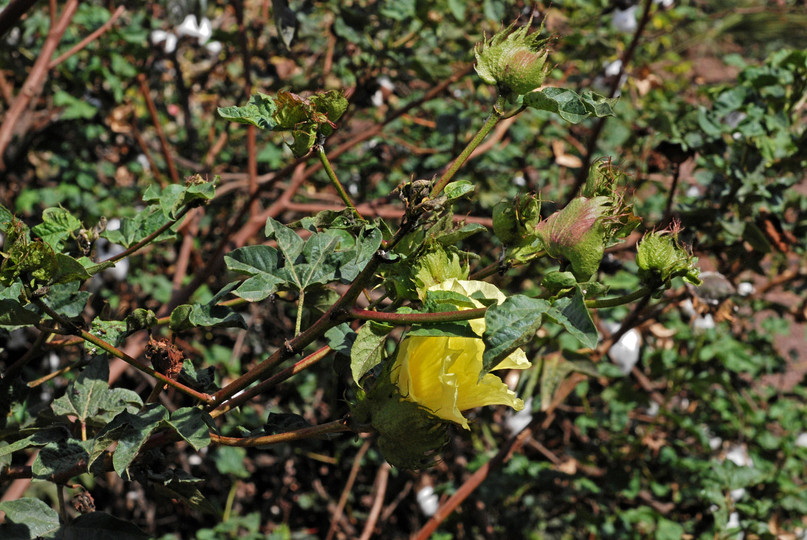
xmin=474 ymin=20 xmax=553 ymax=97
xmin=350 ymin=374 xmax=448 ymax=470
xmin=636 ymin=228 xmax=701 ymax=285
xmin=535 ymin=197 xmax=610 ymax=281
xmin=493 ymin=194 xmax=541 ymax=246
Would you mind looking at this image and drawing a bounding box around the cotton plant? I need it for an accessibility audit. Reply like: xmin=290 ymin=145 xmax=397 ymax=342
xmin=0 ymin=25 xmax=703 ymax=539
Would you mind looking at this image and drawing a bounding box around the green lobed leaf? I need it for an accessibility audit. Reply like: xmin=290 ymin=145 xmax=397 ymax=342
xmin=31 ymin=207 xmax=82 ymax=251
xmin=31 ymin=439 xmax=92 ymax=479
xmin=97 ymin=405 xmax=169 ymax=477
xmin=218 ymin=92 xmax=280 ymax=129
xmin=524 ymin=87 xmax=617 ymax=124
xmin=0 ymin=298 xmax=40 ymax=326
xmin=351 ymin=321 xmax=394 ymax=385
xmin=324 ymin=323 xmax=356 ymax=356
xmin=265 ymin=218 xmax=304 ymax=264
xmin=225 ymin=245 xmax=286 ymax=301
xmin=0 ymin=498 xmax=61 ymax=539
xmin=50 ymin=253 xmax=92 ymax=285
xmin=51 ymin=357 xmax=111 ymax=423
xmin=482 ymin=294 xmax=549 ymax=373
xmin=545 ymin=290 xmax=598 ymax=349
xmin=337 ymin=227 xmax=383 ymax=282
xmin=100 ymin=206 xmax=174 ymax=248
xmin=165 ymin=407 xmax=213 ymax=450
xmin=293 ymin=232 xmax=340 ymax=288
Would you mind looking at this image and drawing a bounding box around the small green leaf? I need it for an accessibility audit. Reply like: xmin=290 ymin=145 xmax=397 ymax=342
xmin=0 ymin=498 xmax=61 ymax=538
xmin=143 ymin=182 xmax=208 ymax=220
xmin=265 ymin=218 xmax=304 ymax=263
xmin=166 ymin=407 xmax=212 ymax=450
xmin=324 ymin=323 xmax=356 ymax=356
xmin=546 ymin=290 xmax=598 ymax=349
xmin=338 ymin=227 xmax=383 ymax=282
xmin=483 ymin=295 xmax=549 ymax=373
xmin=443 ymin=180 xmax=475 ymax=201
xmin=0 ymin=299 xmax=40 ymax=326
xmin=101 ymin=207 xmax=174 ymax=248
xmin=188 ymin=283 xmax=247 ymax=329
xmin=351 ymin=321 xmax=393 ymax=384
xmin=169 ymin=304 xmax=194 ymax=332
xmin=31 ymin=207 xmax=82 ymax=251
xmin=31 ymin=439 xmax=91 ymax=479
xmin=51 ymin=358 xmax=110 ymax=423
xmin=107 ymin=405 xmax=170 ymax=477
xmin=407 ymin=321 xmax=476 ymax=338
xmin=50 ymin=253 xmax=92 ymax=285
xmin=125 ymin=308 xmax=158 ymax=334
xmin=41 ymin=282 xmax=90 ymax=320
xmin=218 ymin=92 xmax=280 ymax=129
xmin=213 ymin=446 xmax=249 ymax=478
xmin=524 ymin=87 xmax=617 ymax=124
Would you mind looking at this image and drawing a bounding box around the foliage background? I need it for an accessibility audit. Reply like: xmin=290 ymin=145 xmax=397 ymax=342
xmin=1 ymin=0 xmax=807 ymax=538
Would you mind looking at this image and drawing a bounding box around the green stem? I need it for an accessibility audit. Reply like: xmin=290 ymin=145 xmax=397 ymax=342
xmin=317 ymin=145 xmax=364 ymax=221
xmin=585 ymin=285 xmax=653 ymax=309
xmin=210 ymin=419 xmax=350 ymax=447
xmin=430 ymin=99 xmax=505 ymax=198
xmin=295 ymin=289 xmax=305 ymax=335
xmin=222 ymin=481 xmax=238 ymax=523
xmin=87 ymin=205 xmax=192 ymax=273
xmin=349 ymin=306 xmax=487 ymax=324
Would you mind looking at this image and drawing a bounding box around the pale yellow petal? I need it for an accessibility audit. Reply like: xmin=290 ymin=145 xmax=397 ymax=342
xmin=455 ymin=373 xmax=525 ymax=412
xmin=493 ymin=348 xmax=531 ymax=370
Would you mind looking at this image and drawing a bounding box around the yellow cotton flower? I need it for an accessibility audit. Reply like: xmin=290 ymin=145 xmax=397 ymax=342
xmin=391 ymin=279 xmax=531 ymax=430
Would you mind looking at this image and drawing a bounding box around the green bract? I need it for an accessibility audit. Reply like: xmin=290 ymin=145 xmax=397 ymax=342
xmin=474 ymin=20 xmax=552 ymax=97
xmin=636 ymin=227 xmax=701 ymax=286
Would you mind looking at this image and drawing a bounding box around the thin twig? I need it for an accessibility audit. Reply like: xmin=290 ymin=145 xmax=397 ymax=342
xmin=210 ymin=346 xmax=332 ymax=418
xmin=210 ymin=418 xmax=350 ymax=447
xmin=138 ymin=73 xmax=180 ymax=184
xmin=48 ymin=5 xmax=125 ymax=68
xmin=326 ymin=439 xmax=371 ymax=540
xmin=358 ymin=463 xmax=390 ymax=540
xmin=0 ymin=0 xmax=79 ymax=170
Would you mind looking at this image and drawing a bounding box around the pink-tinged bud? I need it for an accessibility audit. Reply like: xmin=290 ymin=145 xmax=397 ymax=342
xmin=535 ymin=197 xmax=610 ymax=281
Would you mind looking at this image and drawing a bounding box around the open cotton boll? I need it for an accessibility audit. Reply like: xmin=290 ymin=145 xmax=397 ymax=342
xmin=612 ymin=6 xmax=638 ymax=33
xmin=416 ymin=486 xmax=439 ymax=517
xmin=609 ymin=328 xmax=641 ymax=375
xmin=506 ymin=398 xmax=534 ymax=436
